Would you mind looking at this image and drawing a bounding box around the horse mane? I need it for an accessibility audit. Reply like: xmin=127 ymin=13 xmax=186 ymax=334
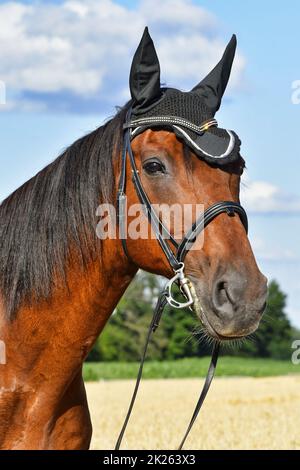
xmin=0 ymin=102 xmax=131 ymax=320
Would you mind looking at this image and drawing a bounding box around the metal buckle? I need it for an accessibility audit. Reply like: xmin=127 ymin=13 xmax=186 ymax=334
xmin=165 ymin=263 xmax=194 ymax=309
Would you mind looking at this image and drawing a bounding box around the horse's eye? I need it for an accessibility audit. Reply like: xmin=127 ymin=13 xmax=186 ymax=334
xmin=143 ymin=160 xmax=166 ymax=175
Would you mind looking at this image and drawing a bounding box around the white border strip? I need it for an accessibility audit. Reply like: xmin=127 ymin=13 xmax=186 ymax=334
xmin=173 ymin=126 xmax=235 ymax=159
xmin=131 ymin=125 xmax=235 ymax=160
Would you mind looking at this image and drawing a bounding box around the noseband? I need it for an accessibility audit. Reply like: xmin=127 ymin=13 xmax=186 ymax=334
xmin=115 ymin=110 xmax=248 ymax=450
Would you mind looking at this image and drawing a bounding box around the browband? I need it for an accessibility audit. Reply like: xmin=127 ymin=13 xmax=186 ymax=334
xmin=124 ymin=114 xmax=240 ymax=163
xmin=124 ymin=116 xmax=218 ymax=135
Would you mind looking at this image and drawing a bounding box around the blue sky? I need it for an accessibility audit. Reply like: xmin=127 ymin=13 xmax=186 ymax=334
xmin=0 ymin=0 xmax=299 ymax=326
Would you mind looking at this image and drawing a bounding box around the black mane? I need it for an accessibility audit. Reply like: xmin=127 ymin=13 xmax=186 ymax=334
xmin=0 ymin=103 xmax=130 ymax=319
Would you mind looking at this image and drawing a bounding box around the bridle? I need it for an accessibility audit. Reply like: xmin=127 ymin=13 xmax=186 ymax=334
xmin=115 ymin=109 xmax=248 ymax=450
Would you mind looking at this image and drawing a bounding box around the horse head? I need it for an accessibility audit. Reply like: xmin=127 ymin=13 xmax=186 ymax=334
xmin=119 ymin=28 xmax=267 ymax=340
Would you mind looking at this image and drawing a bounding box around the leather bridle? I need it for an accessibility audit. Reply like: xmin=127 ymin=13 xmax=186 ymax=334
xmin=115 ymin=109 xmax=248 ymax=450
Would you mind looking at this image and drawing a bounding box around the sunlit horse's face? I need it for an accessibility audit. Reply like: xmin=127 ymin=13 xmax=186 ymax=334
xmin=126 ymin=129 xmax=268 ymax=340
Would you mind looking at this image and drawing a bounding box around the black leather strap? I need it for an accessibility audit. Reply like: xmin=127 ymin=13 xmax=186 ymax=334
xmin=115 ymin=295 xmax=219 ymax=451
xmin=126 ymin=131 xmax=181 ymax=270
xmin=114 ymin=322 xmax=153 ymax=451
xmin=117 ymin=124 xmax=179 ymax=269
xmin=177 ymin=201 xmax=248 ymax=262
xmin=178 ymin=342 xmax=220 ymax=450
xmin=124 ymin=116 xmax=218 ymax=135
xmin=117 ymin=110 xmax=132 ymax=261
xmin=114 ymin=293 xmax=167 ymax=451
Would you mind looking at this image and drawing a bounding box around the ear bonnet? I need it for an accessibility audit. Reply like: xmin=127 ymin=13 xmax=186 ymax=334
xmin=126 ymin=27 xmax=241 ymax=165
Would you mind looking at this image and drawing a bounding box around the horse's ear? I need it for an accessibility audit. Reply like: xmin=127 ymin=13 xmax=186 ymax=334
xmin=192 ymin=35 xmax=237 ymax=115
xmin=129 ymin=27 xmax=161 ymax=113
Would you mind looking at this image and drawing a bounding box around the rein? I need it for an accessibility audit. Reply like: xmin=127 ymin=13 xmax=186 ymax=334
xmin=115 ymin=110 xmax=248 ymax=450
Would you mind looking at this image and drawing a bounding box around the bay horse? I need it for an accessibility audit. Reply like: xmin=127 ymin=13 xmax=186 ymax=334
xmin=0 ymin=29 xmax=267 ymax=449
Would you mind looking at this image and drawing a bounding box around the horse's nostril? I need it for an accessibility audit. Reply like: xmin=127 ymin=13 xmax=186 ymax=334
xmin=214 ymin=280 xmax=230 ymax=308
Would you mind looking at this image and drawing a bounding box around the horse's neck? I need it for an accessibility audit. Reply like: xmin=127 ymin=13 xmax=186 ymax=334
xmin=0 ymin=240 xmax=137 ymax=448
xmin=0 ymin=241 xmax=136 ymax=396
xmin=2 ymin=239 xmax=136 ymax=369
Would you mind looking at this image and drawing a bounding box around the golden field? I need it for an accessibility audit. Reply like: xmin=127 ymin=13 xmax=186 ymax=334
xmin=86 ymin=376 xmax=300 ymax=450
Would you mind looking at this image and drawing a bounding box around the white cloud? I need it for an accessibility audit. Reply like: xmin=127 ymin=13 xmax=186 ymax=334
xmin=241 ymin=179 xmax=300 ymax=214
xmin=140 ymin=0 xmax=217 ymax=30
xmin=64 ymin=1 xmax=89 ymax=18
xmin=250 ymin=235 xmax=299 ymax=262
xmin=0 ymin=0 xmax=246 ymax=112
xmin=159 ymin=34 xmax=245 ymax=91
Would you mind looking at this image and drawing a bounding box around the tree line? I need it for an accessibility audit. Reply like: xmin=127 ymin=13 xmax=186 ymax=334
xmin=87 ymin=273 xmax=298 ymax=362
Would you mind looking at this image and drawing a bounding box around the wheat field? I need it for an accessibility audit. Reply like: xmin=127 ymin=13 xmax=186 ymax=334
xmin=86 ymin=376 xmax=300 ymax=450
